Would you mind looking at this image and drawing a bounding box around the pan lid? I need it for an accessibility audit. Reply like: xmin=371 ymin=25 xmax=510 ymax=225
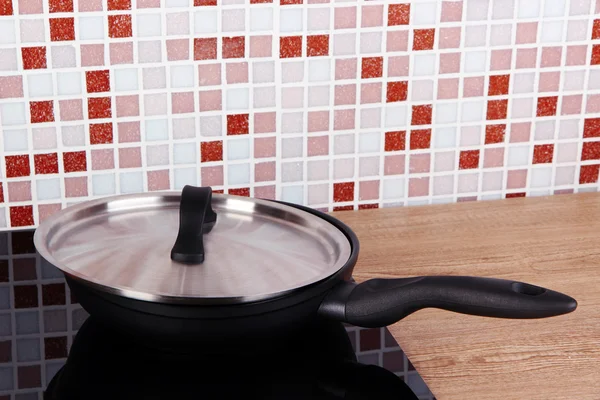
xmin=34 ymin=186 xmax=352 ymax=305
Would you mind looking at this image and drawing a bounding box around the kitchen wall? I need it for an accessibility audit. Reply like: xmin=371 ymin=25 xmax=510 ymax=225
xmin=0 ymin=0 xmax=598 ymax=229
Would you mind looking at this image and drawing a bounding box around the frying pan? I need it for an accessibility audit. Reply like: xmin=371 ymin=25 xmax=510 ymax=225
xmin=34 ymin=186 xmax=577 ymax=344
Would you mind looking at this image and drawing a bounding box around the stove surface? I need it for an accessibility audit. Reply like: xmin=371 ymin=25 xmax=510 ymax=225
xmin=0 ymin=230 xmax=434 ymax=399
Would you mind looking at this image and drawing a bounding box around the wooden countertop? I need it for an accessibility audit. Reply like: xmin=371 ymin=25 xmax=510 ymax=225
xmin=332 ymin=193 xmax=600 ymax=400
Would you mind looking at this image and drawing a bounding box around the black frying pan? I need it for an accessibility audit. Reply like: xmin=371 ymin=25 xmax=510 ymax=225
xmin=60 ymin=186 xmax=577 ymax=345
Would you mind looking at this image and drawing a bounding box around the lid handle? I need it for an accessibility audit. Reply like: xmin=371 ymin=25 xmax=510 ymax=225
xmin=170 ymin=185 xmax=217 ymax=264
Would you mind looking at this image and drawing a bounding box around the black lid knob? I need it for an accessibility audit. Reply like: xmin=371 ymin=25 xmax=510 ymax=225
xmin=170 ymin=186 xmax=217 ymax=264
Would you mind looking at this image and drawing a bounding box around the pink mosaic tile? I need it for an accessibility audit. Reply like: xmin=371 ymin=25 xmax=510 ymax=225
xmin=115 ymin=95 xmax=139 ymax=117
xmin=58 ymin=99 xmax=83 ymax=121
xmin=65 ymin=176 xmax=88 ymax=198
xmin=91 ymin=149 xmax=115 ymax=170
xmin=441 ymin=1 xmax=463 ymax=22
xmin=166 ymin=39 xmax=190 ymax=61
xmin=226 ymin=62 xmax=249 ymax=84
xmin=199 ymin=90 xmax=222 ymax=112
xmin=148 ymin=170 xmax=170 ymax=191
xmin=118 ymin=147 xmax=142 ymax=168
xmin=118 ymin=122 xmax=140 ymax=143
xmin=81 ymin=44 xmax=105 ymax=67
xmin=110 ymin=42 xmax=134 ymax=65
xmin=172 ymin=92 xmax=195 ymax=114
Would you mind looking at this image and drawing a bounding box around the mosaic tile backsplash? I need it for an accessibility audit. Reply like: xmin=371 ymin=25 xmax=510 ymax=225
xmin=0 ymin=0 xmax=598 ymax=228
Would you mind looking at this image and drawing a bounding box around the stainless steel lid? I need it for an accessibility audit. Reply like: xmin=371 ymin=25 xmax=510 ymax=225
xmin=34 ymin=189 xmax=352 ymax=304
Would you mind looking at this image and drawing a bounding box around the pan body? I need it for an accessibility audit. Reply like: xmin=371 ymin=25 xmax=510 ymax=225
xmin=64 ymin=202 xmax=359 ymax=346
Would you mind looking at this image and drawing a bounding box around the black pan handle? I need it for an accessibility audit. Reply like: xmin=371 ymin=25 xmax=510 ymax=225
xmin=170 ymin=185 xmax=217 ymax=264
xmin=318 ymin=276 xmax=577 ymax=328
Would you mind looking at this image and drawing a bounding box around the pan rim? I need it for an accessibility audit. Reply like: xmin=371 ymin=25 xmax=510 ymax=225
xmin=34 ymin=193 xmax=356 ymax=305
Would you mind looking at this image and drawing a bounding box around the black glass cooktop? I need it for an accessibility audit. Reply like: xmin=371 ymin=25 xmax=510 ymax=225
xmin=0 ymin=230 xmax=434 ymax=400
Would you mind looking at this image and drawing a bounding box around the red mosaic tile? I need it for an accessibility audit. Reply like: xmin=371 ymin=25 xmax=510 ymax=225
xmin=49 ymin=0 xmax=73 ymax=12
xmin=488 ymin=75 xmax=510 ymax=96
xmin=592 ymin=45 xmax=600 ymax=65
xmin=13 ymin=258 xmax=36 ymax=281
xmin=361 ymin=57 xmax=383 ymax=79
xmin=580 ymin=164 xmax=600 ymax=184
xmin=0 ymin=261 xmax=7 ymax=282
xmin=14 ymin=285 xmax=38 ymax=308
xmin=18 ymin=365 xmax=41 ymax=389
xmin=229 ymin=188 xmax=250 ymax=197
xmin=584 ymin=118 xmax=600 ymax=138
xmin=593 ymin=19 xmax=600 ymax=39
xmin=11 ymin=231 xmax=35 ymax=254
xmin=411 ymin=105 xmax=432 ymax=125
xmin=194 ymin=38 xmax=217 ymax=60
xmin=22 ymin=47 xmax=47 ymax=69
xmin=582 ymin=142 xmax=600 ymax=161
xmin=459 ymin=150 xmax=480 ymax=169
xmin=5 ymin=155 xmax=31 ymax=178
xmin=88 ymin=97 xmax=112 ymax=119
xmin=385 ymin=131 xmax=406 ymax=151
xmin=533 ymin=144 xmax=554 ymax=163
xmin=227 ymin=114 xmax=249 ymax=135
xmin=388 ymin=3 xmax=410 ymax=25
xmin=50 ymin=18 xmax=75 ymax=41
xmin=358 ymin=204 xmax=379 ymax=210
xmin=0 ymin=0 xmax=13 ymax=15
xmin=536 ymin=97 xmax=558 ymax=117
xmin=43 ymin=283 xmax=66 ymax=305
xmin=413 ymin=29 xmax=435 ymax=51
xmin=30 ymin=101 xmax=54 ymax=123
xmin=108 ymin=15 xmax=132 ymax=38
xmin=195 ymin=0 xmax=216 ymax=4
xmin=250 ymin=0 xmax=272 ymax=3
xmin=34 ymin=153 xmax=59 ymax=174
xmin=410 ymin=129 xmax=431 ymax=150
xmin=383 ymin=350 xmax=404 ymax=372
xmin=201 ymin=141 xmax=223 ymax=162
xmin=90 ymin=123 xmax=113 ymax=144
xmin=307 ymin=35 xmax=329 ymax=57
xmin=63 ymin=151 xmax=87 ymax=173
xmin=0 ymin=183 xmax=3 ymax=203
xmin=486 ymin=99 xmax=508 ymax=120
xmin=222 ymin=36 xmax=245 ymax=59
xmin=86 ymin=70 xmax=110 ymax=93
xmin=281 ymin=0 xmax=302 ymax=4
xmin=387 ymin=81 xmax=408 ymax=102
xmin=0 ymin=341 xmax=9 ymax=363
xmin=280 ymin=36 xmax=302 ymax=58
xmin=45 ymin=337 xmax=67 ymax=359
xmin=360 ymin=328 xmax=381 ymax=351
xmin=10 ymin=206 xmax=34 ymax=227
xmin=579 ymin=164 xmax=600 ymax=184
xmin=485 ymin=124 xmax=506 ymax=144
xmin=334 ymin=182 xmax=355 ymax=202
xmin=333 ymin=205 xmax=354 ymax=211
xmin=108 ymin=0 xmax=130 ymax=10
xmin=506 ymin=193 xmax=526 ymax=198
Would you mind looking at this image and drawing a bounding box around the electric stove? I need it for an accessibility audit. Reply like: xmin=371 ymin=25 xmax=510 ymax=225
xmin=0 ymin=230 xmax=434 ymax=399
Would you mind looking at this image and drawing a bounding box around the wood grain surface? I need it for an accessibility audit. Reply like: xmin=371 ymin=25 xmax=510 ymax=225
xmin=332 ymin=193 xmax=600 ymax=400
